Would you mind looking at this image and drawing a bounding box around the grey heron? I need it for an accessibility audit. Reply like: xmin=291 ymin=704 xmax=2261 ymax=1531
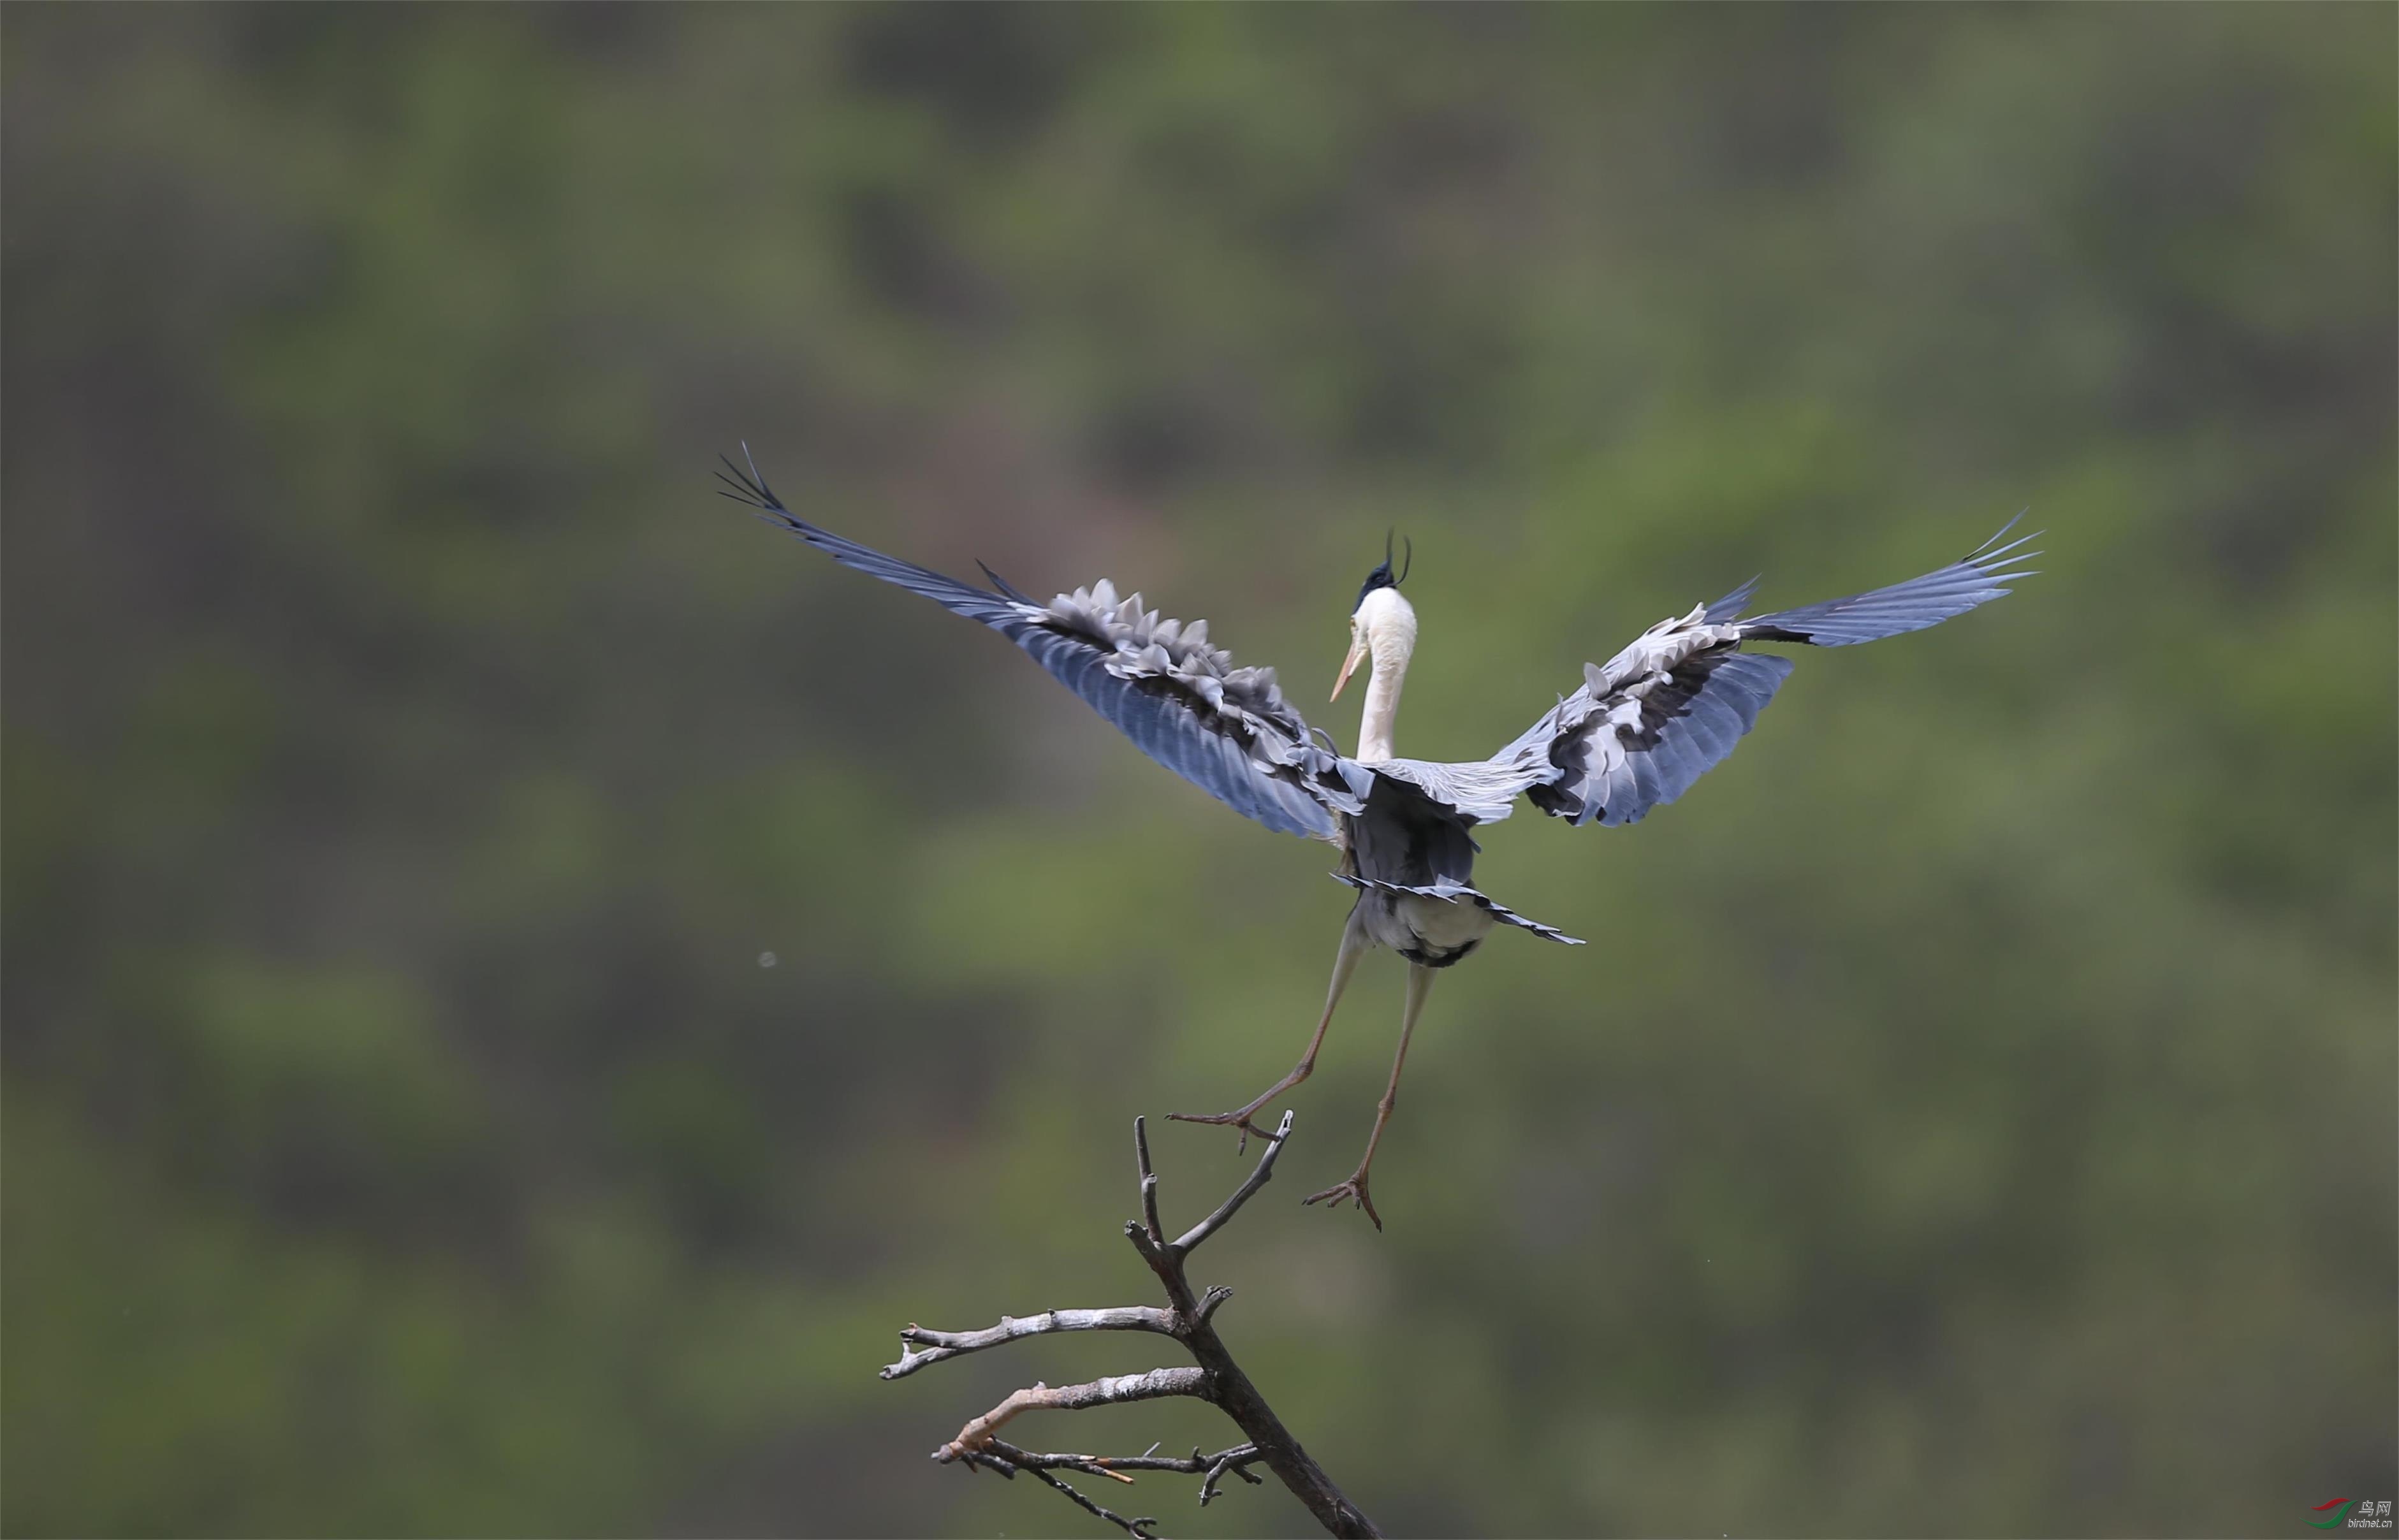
xmin=718 ymin=451 xmax=2036 ymax=1228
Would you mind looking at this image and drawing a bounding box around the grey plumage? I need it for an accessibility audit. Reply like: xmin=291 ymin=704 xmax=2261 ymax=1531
xmin=1739 ymin=516 xmax=2038 ymax=646
xmin=1493 ymin=517 xmax=2038 ymax=829
xmin=1332 ymin=875 xmax=1582 ymax=949
xmin=720 ymin=453 xmax=1369 ymax=843
xmin=720 ymin=449 xmax=2034 ymax=901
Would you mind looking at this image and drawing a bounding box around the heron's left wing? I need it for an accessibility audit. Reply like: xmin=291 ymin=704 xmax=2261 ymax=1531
xmin=1480 ymin=519 xmax=2038 ymax=829
xmin=720 ymin=451 xmax=1370 ymax=840
xmin=1486 ymin=637 xmax=1797 ymax=829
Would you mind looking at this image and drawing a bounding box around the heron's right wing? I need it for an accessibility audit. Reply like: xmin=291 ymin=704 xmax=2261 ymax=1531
xmin=720 ymin=451 xmax=1370 ymax=840
xmin=1482 ymin=518 xmax=2036 ymax=829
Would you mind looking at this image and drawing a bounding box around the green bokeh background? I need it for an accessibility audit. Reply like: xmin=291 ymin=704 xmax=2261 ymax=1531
xmin=5 ymin=6 xmax=2393 ymax=1536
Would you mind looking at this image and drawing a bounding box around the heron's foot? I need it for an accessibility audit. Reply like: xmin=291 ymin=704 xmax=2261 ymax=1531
xmin=1165 ymin=1108 xmax=1280 ymax=1155
xmin=1301 ymin=1170 xmax=1382 ymax=1231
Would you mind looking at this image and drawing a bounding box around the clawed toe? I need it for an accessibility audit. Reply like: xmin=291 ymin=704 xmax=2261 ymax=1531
xmin=1302 ymin=1174 xmax=1382 ymax=1230
xmin=1165 ymin=1109 xmax=1278 ymax=1154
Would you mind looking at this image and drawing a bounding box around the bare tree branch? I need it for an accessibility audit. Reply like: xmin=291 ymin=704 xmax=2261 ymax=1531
xmin=981 ymin=1435 xmax=1263 ymax=1486
xmin=936 ymin=1367 xmax=1211 ymax=1460
xmin=954 ymin=1448 xmax=1163 ymax=1539
xmin=962 ymin=1437 xmax=1269 ymax=1525
xmin=882 ymin=1113 xmax=1381 ymax=1539
xmin=1135 ymin=1115 xmax=1167 ymax=1246
xmin=1169 ymin=1110 xmax=1292 ymax=1256
xmin=881 ymin=1307 xmax=1176 ymax=1380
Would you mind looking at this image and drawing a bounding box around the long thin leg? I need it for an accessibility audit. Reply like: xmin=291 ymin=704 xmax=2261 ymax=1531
xmin=1303 ymin=962 xmax=1436 ymax=1231
xmin=1170 ymin=907 xmax=1372 ymax=1149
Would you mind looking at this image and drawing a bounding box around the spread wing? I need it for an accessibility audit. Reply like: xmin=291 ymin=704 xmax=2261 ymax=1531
xmin=1481 ymin=518 xmax=2039 ymax=829
xmin=720 ymin=451 xmax=1371 ymax=839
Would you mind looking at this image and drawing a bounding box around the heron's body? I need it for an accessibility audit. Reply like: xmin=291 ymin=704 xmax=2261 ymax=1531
xmin=720 ymin=450 xmax=2036 ymax=1226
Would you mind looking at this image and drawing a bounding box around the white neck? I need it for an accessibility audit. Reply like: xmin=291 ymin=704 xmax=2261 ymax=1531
xmin=1356 ymin=649 xmax=1410 ymax=763
xmin=1352 ymin=591 xmax=1417 ymax=764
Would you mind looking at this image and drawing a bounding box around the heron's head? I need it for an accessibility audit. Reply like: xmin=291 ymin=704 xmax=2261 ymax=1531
xmin=1334 ymin=534 xmax=1417 ymax=701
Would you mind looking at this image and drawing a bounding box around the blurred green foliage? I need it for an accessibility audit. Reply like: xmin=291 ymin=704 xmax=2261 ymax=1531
xmin=4 ymin=5 xmax=2392 ymax=1536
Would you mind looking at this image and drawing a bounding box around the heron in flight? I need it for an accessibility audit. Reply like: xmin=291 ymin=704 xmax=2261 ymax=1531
xmin=719 ymin=450 xmax=2036 ymax=1227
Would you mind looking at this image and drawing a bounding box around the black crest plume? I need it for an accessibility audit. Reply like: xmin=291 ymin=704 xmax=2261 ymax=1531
xmin=1354 ymin=530 xmax=1412 ymax=613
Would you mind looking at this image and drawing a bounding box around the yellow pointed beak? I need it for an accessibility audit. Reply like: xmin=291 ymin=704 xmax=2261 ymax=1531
xmin=1331 ymin=633 xmax=1369 ymax=702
